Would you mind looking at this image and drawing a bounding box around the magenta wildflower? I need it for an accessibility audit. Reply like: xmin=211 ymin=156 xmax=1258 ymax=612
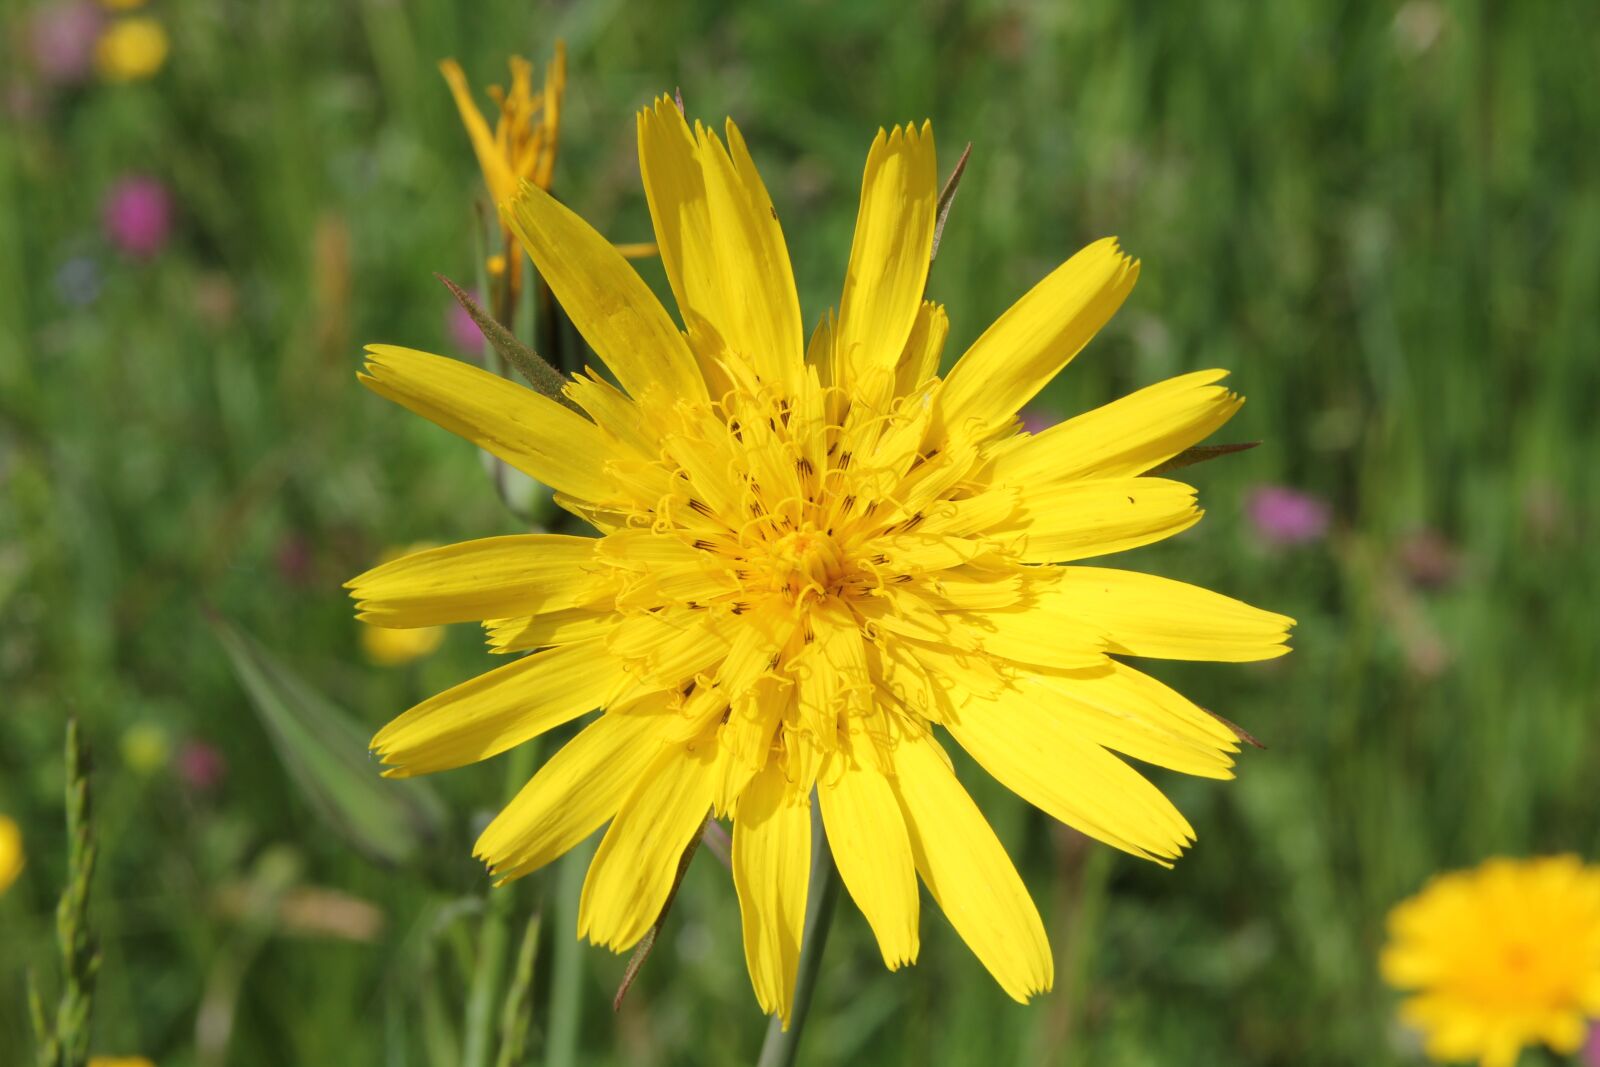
xmin=176 ymin=739 xmax=227 ymax=792
xmin=102 ymin=175 xmax=172 ymax=259
xmin=446 ymin=298 xmax=484 ymax=353
xmin=1245 ymin=484 xmax=1329 ymax=547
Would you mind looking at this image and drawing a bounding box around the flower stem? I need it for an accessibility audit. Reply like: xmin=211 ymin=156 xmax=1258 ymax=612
xmin=755 ymin=803 xmax=840 ymax=1067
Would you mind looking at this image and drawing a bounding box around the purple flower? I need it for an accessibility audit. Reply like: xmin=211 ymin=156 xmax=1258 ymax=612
xmin=102 ymin=175 xmax=172 ymax=259
xmin=29 ymin=2 xmax=104 ymax=86
xmin=447 ymin=299 xmax=484 ymax=353
xmin=1584 ymin=1024 xmax=1600 ymax=1067
xmin=1245 ymin=484 xmax=1329 ymax=547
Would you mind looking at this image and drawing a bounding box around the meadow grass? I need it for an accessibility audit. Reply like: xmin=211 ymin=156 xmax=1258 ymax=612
xmin=3 ymin=1 xmax=1597 ymax=1063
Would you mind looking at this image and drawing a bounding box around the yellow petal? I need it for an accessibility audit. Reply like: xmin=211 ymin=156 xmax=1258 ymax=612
xmin=485 ymin=608 xmax=618 ymax=652
xmin=732 ymin=761 xmax=811 ymax=1025
xmin=794 ymin=600 xmax=872 ymax=740
xmin=359 ymin=345 xmax=618 ymax=501
xmin=439 ymin=59 xmax=519 ymax=206
xmin=834 ymin=123 xmax=938 ymax=409
xmin=894 ymin=300 xmax=949 ymax=397
xmin=637 ymin=102 xmax=720 ymax=340
xmin=475 ymin=707 xmax=669 ymax=882
xmin=1038 ymin=659 xmax=1242 ymax=749
xmin=1011 ymin=477 xmax=1201 ymax=563
xmin=578 ymin=740 xmax=716 ymax=951
xmin=935 ymin=238 xmax=1139 ymax=440
xmin=348 ymin=534 xmax=609 ymax=627
xmin=701 ymin=121 xmax=805 ymax=391
xmin=371 ymin=640 xmax=622 ymax=776
xmin=818 ymin=743 xmax=919 ymax=968
xmin=990 ymin=370 xmax=1242 ymax=484
xmin=639 ymin=101 xmax=804 ymax=393
xmin=1025 ymin=666 xmax=1238 ymax=779
xmin=501 ymin=182 xmax=707 ymax=404
xmin=533 ymin=42 xmax=565 ymax=189
xmin=944 ymin=683 xmax=1197 ymax=863
xmin=1055 ymin=567 xmax=1294 ymax=661
xmin=891 ymin=730 xmax=1052 ymax=1001
xmin=953 ymin=600 xmax=1108 ymax=670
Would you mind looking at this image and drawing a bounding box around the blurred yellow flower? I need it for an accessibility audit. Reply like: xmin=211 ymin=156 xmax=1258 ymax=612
xmin=89 ymin=1057 xmax=156 ymax=1067
xmin=439 ymin=45 xmax=566 ymax=210
xmin=1382 ymin=855 xmax=1600 ymax=1067
xmin=359 ymin=544 xmax=445 ymax=666
xmin=94 ymin=17 xmax=168 ymax=82
xmin=350 ymin=101 xmax=1293 ymax=1023
xmin=0 ymin=815 xmax=23 ymax=894
xmin=120 ymin=722 xmax=170 ymax=775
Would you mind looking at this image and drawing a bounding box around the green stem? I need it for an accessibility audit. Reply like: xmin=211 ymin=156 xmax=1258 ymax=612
xmin=544 ymin=841 xmax=591 ymax=1067
xmin=755 ymin=804 xmax=840 ymax=1067
xmin=463 ymin=744 xmax=538 ymax=1067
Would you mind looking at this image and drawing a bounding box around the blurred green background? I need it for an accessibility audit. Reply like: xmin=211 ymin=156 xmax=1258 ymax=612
xmin=4 ymin=0 xmax=1597 ymax=1064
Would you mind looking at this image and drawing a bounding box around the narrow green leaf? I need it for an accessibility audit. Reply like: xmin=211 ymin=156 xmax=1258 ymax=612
xmin=612 ymin=820 xmax=704 ymax=1012
xmin=1146 ymin=440 xmax=1260 ymax=476
xmin=212 ymin=616 xmax=446 ymax=867
xmin=929 ymin=142 xmax=972 ymax=269
xmin=437 ymin=273 xmax=579 ymax=413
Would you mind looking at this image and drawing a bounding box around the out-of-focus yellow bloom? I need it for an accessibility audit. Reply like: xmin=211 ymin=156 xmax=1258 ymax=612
xmin=359 ymin=544 xmax=446 ymax=666
xmin=120 ymin=722 xmax=170 ymax=775
xmin=1381 ymin=855 xmax=1600 ymax=1067
xmin=89 ymin=1057 xmax=157 ymax=1067
xmin=0 ymin=816 xmax=23 ymax=895
xmin=439 ymin=45 xmax=566 ymax=209
xmin=94 ymin=17 xmax=168 ymax=82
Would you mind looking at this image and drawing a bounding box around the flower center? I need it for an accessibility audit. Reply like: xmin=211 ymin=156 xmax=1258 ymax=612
xmin=761 ymin=525 xmax=847 ymax=603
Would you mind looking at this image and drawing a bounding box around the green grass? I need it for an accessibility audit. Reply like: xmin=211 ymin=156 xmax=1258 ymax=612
xmin=3 ymin=0 xmax=1598 ymax=1064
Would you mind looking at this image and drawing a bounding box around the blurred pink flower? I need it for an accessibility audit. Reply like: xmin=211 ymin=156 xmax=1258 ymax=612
xmin=1245 ymin=484 xmax=1329 ymax=547
xmin=274 ymin=532 xmax=313 ymax=585
xmin=1019 ymin=407 xmax=1060 ymax=435
xmin=176 ymin=739 xmax=227 ymax=792
xmin=102 ymin=175 xmax=171 ymax=259
xmin=1397 ymin=528 xmax=1460 ymax=590
xmin=1583 ymin=1024 xmax=1600 ymax=1067
xmin=446 ymin=299 xmax=484 ymax=353
xmin=29 ymin=2 xmax=104 ymax=86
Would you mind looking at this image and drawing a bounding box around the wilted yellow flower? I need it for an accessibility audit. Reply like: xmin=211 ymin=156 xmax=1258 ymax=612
xmin=0 ymin=815 xmax=23 ymax=895
xmin=94 ymin=17 xmax=168 ymax=82
xmin=1382 ymin=855 xmax=1600 ymax=1067
xmin=359 ymin=544 xmax=446 ymax=666
xmin=439 ymin=46 xmax=565 ymax=210
xmin=350 ymin=101 xmax=1292 ymax=1023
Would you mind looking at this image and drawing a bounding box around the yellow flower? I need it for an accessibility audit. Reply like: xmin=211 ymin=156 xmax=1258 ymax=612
xmin=120 ymin=722 xmax=170 ymax=775
xmin=349 ymin=101 xmax=1293 ymax=1023
xmin=89 ymin=1057 xmax=156 ymax=1067
xmin=94 ymin=17 xmax=168 ymax=83
xmin=0 ymin=815 xmax=23 ymax=895
xmin=439 ymin=46 xmax=566 ymax=210
xmin=359 ymin=544 xmax=446 ymax=666
xmin=1381 ymin=855 xmax=1600 ymax=1067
